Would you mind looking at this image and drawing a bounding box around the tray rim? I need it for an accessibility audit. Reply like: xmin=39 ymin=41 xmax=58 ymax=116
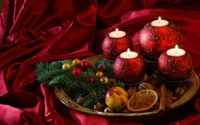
xmin=53 ymin=70 xmax=199 ymax=118
xmin=53 ymin=55 xmax=200 ymax=120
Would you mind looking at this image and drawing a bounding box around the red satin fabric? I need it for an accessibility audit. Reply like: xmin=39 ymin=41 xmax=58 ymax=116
xmin=1 ymin=0 xmax=200 ymax=124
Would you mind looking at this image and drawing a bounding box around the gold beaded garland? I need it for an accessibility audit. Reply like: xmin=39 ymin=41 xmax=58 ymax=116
xmin=95 ymin=71 xmax=104 ymax=78
xmin=62 ymin=63 xmax=71 ymax=70
xmin=72 ymin=58 xmax=81 ymax=67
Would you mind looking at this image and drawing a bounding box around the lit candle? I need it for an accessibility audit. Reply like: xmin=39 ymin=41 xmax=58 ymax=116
xmin=109 ymin=28 xmax=126 ymax=38
xmin=166 ymin=45 xmax=186 ymax=57
xmin=151 ymin=16 xmax=169 ymax=27
xmin=120 ymin=48 xmax=138 ymax=59
xmin=158 ymin=45 xmax=192 ymax=81
xmin=102 ymin=28 xmax=133 ymax=61
xmin=114 ymin=48 xmax=146 ymax=83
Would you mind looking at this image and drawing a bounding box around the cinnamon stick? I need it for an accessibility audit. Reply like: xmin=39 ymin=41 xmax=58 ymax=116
xmin=159 ymin=84 xmax=166 ymax=111
xmin=165 ymin=90 xmax=173 ymax=109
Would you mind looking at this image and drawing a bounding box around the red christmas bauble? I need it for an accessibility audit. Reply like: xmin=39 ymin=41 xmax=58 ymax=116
xmin=113 ymin=53 xmax=146 ymax=83
xmin=80 ymin=60 xmax=90 ymax=69
xmin=108 ymin=78 xmax=115 ymax=84
xmin=72 ymin=68 xmax=82 ymax=76
xmin=87 ymin=77 xmax=95 ymax=83
xmin=139 ymin=21 xmax=181 ymax=61
xmin=158 ymin=51 xmax=192 ymax=81
xmin=102 ymin=30 xmax=133 ymax=61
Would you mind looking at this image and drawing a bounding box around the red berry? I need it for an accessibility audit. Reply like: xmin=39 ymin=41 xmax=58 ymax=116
xmin=72 ymin=68 xmax=82 ymax=76
xmin=87 ymin=77 xmax=95 ymax=83
xmin=80 ymin=60 xmax=90 ymax=69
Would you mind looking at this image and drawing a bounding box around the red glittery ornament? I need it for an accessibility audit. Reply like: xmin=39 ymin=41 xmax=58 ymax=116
xmin=139 ymin=21 xmax=181 ymax=61
xmin=80 ymin=60 xmax=90 ymax=69
xmin=108 ymin=78 xmax=115 ymax=84
xmin=102 ymin=29 xmax=133 ymax=61
xmin=87 ymin=77 xmax=95 ymax=83
xmin=72 ymin=68 xmax=82 ymax=76
xmin=158 ymin=51 xmax=192 ymax=81
xmin=113 ymin=52 xmax=146 ymax=83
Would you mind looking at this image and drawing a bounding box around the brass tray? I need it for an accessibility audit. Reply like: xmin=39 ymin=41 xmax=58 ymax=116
xmin=53 ymin=55 xmax=200 ymax=121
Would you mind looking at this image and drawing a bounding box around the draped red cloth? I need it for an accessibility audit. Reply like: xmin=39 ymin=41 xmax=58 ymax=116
xmin=1 ymin=0 xmax=200 ymax=124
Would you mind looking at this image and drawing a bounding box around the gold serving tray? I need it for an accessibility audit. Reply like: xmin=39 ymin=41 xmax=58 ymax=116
xmin=53 ymin=55 xmax=200 ymax=121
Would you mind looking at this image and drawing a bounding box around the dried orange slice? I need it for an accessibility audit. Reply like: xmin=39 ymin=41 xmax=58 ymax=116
xmin=127 ymin=89 xmax=158 ymax=112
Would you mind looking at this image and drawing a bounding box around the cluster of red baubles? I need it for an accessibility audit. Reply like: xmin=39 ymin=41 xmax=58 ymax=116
xmin=63 ymin=59 xmax=95 ymax=83
xmin=72 ymin=59 xmax=90 ymax=76
xmin=102 ymin=19 xmax=192 ymax=82
xmin=63 ymin=59 xmax=116 ymax=84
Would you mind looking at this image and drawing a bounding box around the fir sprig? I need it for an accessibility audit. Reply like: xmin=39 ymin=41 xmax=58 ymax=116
xmin=83 ymin=93 xmax=99 ymax=108
xmin=35 ymin=57 xmax=125 ymax=109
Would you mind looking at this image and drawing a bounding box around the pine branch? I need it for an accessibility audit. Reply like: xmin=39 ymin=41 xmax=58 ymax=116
xmin=35 ymin=57 xmax=126 ymax=109
xmin=37 ymin=69 xmax=63 ymax=82
xmin=48 ymin=74 xmax=66 ymax=86
xmin=83 ymin=93 xmax=99 ymax=109
xmin=35 ymin=62 xmax=49 ymax=75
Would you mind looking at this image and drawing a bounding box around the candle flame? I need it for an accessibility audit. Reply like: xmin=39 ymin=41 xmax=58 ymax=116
xmin=175 ymin=45 xmax=178 ymax=52
xmin=127 ymin=48 xmax=130 ymax=56
xmin=158 ymin=16 xmax=161 ymax=23
xmin=116 ymin=28 xmax=119 ymax=35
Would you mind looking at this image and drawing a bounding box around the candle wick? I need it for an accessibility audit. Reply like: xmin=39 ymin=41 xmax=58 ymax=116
xmin=127 ymin=48 xmax=130 ymax=56
xmin=158 ymin=16 xmax=161 ymax=23
xmin=116 ymin=28 xmax=119 ymax=36
xmin=175 ymin=45 xmax=178 ymax=53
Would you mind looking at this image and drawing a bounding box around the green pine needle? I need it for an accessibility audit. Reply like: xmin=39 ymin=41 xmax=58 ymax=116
xmin=35 ymin=57 xmax=125 ymax=109
xmin=37 ymin=69 xmax=63 ymax=82
xmin=83 ymin=93 xmax=99 ymax=109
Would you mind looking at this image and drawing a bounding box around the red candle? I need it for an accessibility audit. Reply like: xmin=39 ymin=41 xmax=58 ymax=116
xmin=114 ymin=49 xmax=146 ymax=83
xmin=158 ymin=45 xmax=192 ymax=81
xmin=139 ymin=17 xmax=181 ymax=61
xmin=102 ymin=28 xmax=133 ymax=61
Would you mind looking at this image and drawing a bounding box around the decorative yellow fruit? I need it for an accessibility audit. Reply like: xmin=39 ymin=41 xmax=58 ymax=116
xmin=105 ymin=86 xmax=128 ymax=109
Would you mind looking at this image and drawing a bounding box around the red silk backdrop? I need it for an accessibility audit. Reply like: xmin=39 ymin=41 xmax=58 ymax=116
xmin=1 ymin=0 xmax=200 ymax=124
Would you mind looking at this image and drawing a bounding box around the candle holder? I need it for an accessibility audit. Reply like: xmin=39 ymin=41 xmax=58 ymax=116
xmin=158 ymin=46 xmax=192 ymax=81
xmin=102 ymin=28 xmax=133 ymax=61
xmin=113 ymin=49 xmax=146 ymax=84
xmin=139 ymin=17 xmax=181 ymax=61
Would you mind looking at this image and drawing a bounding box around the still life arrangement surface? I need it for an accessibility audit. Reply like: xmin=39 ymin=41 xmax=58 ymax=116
xmin=35 ymin=17 xmax=199 ymax=121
